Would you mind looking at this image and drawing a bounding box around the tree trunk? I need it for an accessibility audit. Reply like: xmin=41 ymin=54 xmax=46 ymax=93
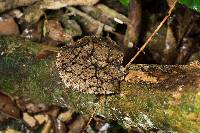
xmin=0 ymin=36 xmax=200 ymax=132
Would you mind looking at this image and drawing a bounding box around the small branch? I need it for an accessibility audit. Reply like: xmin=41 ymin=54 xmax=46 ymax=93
xmin=67 ymin=7 xmax=115 ymax=34
xmin=125 ymin=0 xmax=178 ymax=69
xmin=82 ymin=96 xmax=104 ymax=133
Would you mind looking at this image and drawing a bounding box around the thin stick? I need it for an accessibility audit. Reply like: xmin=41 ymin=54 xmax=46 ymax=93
xmin=82 ymin=96 xmax=104 ymax=133
xmin=82 ymin=106 xmax=98 ymax=133
xmin=125 ymin=0 xmax=177 ymax=69
xmin=67 ymin=7 xmax=115 ymax=33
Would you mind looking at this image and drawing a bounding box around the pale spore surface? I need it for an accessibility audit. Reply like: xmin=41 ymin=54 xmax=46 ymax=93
xmin=56 ymin=36 xmax=125 ymax=94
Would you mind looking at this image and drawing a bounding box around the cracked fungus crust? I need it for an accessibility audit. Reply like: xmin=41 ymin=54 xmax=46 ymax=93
xmin=56 ymin=36 xmax=125 ymax=94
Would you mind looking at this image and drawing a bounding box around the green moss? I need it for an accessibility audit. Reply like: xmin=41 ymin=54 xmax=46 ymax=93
xmin=78 ymin=82 xmax=171 ymax=130
xmin=0 ymin=77 xmax=15 ymax=93
xmin=0 ymin=36 xmax=62 ymax=104
xmin=165 ymin=91 xmax=200 ymax=132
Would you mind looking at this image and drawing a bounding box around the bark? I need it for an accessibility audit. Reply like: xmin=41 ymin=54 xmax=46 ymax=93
xmin=0 ymin=36 xmax=200 ymax=132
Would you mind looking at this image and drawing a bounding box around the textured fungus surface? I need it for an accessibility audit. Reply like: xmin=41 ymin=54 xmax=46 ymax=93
xmin=56 ymin=36 xmax=125 ymax=94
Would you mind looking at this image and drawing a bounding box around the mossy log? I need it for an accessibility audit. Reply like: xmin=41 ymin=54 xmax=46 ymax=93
xmin=0 ymin=36 xmax=200 ymax=132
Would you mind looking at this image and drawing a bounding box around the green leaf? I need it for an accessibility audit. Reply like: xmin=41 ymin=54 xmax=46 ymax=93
xmin=179 ymin=0 xmax=200 ymax=12
xmin=119 ymin=0 xmax=130 ymax=7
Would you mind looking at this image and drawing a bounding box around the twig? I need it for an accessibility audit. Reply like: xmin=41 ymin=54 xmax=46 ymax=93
xmin=67 ymin=7 xmax=115 ymax=33
xmin=82 ymin=106 xmax=98 ymax=133
xmin=82 ymin=96 xmax=104 ymax=133
xmin=125 ymin=0 xmax=178 ymax=69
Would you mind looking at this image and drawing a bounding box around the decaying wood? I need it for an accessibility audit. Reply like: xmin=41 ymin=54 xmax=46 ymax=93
xmin=67 ymin=7 xmax=115 ymax=34
xmin=95 ymin=4 xmax=129 ymax=24
xmin=0 ymin=0 xmax=39 ymax=13
xmin=0 ymin=0 xmax=99 ymax=13
xmin=19 ymin=0 xmax=100 ymax=24
xmin=0 ymin=36 xmax=200 ymax=132
xmin=41 ymin=0 xmax=99 ymax=9
xmin=80 ymin=4 xmax=129 ymax=27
